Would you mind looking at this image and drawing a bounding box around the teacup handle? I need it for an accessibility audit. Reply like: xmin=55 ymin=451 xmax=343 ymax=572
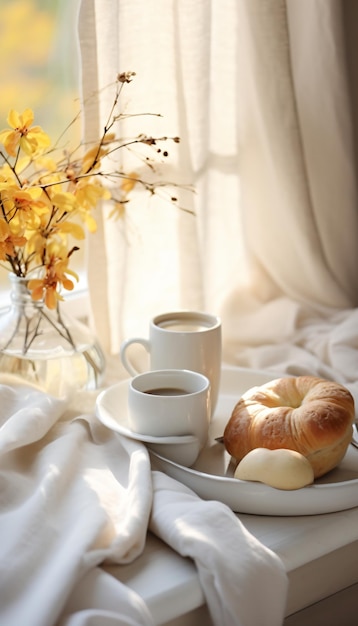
xmin=120 ymin=337 xmax=150 ymax=376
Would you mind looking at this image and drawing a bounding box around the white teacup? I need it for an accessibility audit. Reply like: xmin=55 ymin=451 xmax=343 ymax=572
xmin=128 ymin=369 xmax=211 ymax=446
xmin=120 ymin=310 xmax=221 ymax=414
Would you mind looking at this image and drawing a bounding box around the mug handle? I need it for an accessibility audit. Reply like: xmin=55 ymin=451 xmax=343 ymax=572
xmin=120 ymin=337 xmax=150 ymax=376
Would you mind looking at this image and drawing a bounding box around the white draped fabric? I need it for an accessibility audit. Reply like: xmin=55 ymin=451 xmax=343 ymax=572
xmin=0 ymin=379 xmax=288 ymax=626
xmin=78 ymin=0 xmax=358 ymax=402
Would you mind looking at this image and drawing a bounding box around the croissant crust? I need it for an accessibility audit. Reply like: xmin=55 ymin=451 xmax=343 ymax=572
xmin=223 ymin=376 xmax=355 ymax=478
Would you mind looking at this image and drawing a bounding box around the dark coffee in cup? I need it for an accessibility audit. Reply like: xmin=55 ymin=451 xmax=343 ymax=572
xmin=144 ymin=387 xmax=188 ymax=396
xmin=128 ymin=369 xmax=211 ymax=440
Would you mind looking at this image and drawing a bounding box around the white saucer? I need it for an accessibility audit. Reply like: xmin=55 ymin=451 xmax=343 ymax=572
xmin=96 ymin=380 xmax=198 ymax=445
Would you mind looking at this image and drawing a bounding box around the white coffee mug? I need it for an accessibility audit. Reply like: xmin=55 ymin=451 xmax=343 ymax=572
xmin=128 ymin=369 xmax=211 ymax=445
xmin=120 ymin=310 xmax=222 ymax=414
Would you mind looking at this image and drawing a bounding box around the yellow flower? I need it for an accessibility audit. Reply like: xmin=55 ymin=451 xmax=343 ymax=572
xmin=25 ymin=214 xmax=86 ymax=269
xmin=0 ymin=108 xmax=51 ymax=157
xmin=0 ymin=183 xmax=49 ymax=230
xmin=74 ymin=179 xmax=110 ymax=210
xmin=0 ymin=219 xmax=27 ymax=260
xmin=24 ymin=229 xmax=50 ymax=265
xmin=51 ymin=191 xmax=78 ymax=214
xmin=28 ymin=245 xmax=79 ymax=309
xmin=0 ymin=163 xmax=16 ymax=183
xmin=55 ymin=221 xmax=85 ymax=240
xmin=72 ymin=179 xmax=110 ymax=233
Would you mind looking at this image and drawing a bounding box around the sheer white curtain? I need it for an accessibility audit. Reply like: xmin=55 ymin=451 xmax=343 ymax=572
xmin=221 ymin=0 xmax=358 ymax=401
xmin=78 ymin=0 xmax=358 ymax=400
xmin=78 ymin=0 xmax=245 ymax=351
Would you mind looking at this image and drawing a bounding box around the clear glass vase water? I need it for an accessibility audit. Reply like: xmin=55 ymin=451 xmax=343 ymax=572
xmin=0 ymin=274 xmax=105 ymax=396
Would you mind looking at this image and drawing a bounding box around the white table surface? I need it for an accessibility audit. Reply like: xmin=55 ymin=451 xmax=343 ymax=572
xmin=101 ymin=504 xmax=358 ymax=624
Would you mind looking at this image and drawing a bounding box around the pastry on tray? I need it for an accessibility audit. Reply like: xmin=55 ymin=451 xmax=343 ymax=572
xmin=223 ymin=376 xmax=355 ymax=484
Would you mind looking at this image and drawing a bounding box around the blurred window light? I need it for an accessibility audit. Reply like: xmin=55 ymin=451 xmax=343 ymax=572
xmin=0 ymin=0 xmax=80 ymax=137
xmin=0 ymin=0 xmax=83 ymax=304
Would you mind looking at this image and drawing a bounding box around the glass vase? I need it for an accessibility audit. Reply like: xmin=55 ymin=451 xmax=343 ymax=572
xmin=0 ymin=274 xmax=105 ymax=396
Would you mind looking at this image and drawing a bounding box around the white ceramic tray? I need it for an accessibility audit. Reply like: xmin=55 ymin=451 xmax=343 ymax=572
xmin=149 ymin=367 xmax=358 ymax=516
